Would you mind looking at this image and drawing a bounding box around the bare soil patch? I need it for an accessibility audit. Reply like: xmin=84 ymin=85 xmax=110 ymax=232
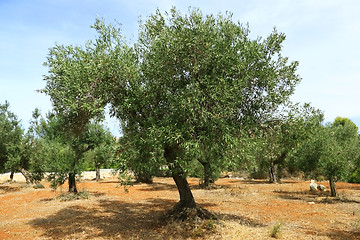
xmin=1 ymin=172 xmax=360 ymax=239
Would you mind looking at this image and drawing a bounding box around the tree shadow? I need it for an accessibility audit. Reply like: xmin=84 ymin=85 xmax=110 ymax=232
xmin=320 ymin=229 xmax=360 ymax=240
xmin=0 ymin=185 xmax=21 ymax=193
xmin=137 ymin=181 xmax=178 ymax=192
xmin=28 ymin=197 xmax=224 ymax=239
xmin=241 ymin=179 xmax=297 ymax=185
xmin=274 ymin=190 xmax=360 ymax=204
xmin=28 ymin=198 xmax=175 ymax=239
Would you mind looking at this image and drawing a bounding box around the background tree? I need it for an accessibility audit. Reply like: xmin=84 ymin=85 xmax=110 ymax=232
xmin=293 ymin=117 xmax=359 ymax=197
xmin=83 ymin=122 xmax=117 ymax=181
xmin=250 ymin=104 xmax=323 ymax=183
xmin=30 ymin=112 xmax=82 ymax=190
xmin=40 ymin=18 xmax=131 ymax=192
xmin=0 ymin=101 xmax=36 ymax=183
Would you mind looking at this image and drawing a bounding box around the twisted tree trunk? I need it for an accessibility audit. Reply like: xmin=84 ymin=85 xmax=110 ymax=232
xmin=18 ymin=168 xmax=32 ymax=184
xmin=164 ymin=145 xmax=196 ymax=208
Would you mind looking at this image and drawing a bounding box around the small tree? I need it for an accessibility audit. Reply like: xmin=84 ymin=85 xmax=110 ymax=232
xmin=294 ymin=117 xmax=359 ymax=197
xmin=40 ymin=18 xmax=130 ymax=192
xmin=251 ymin=104 xmax=323 ymax=183
xmin=0 ymin=101 xmax=37 ymax=183
xmin=83 ymin=122 xmax=116 ymax=181
xmin=30 ymin=112 xmax=85 ymax=191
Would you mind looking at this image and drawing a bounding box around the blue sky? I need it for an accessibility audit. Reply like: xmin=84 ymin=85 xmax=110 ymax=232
xmin=1 ymin=0 xmax=359 ymax=135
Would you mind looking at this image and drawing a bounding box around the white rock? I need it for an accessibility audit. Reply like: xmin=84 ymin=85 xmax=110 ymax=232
xmin=310 ymin=180 xmax=318 ymax=191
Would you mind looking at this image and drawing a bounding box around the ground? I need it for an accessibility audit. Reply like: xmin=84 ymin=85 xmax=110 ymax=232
xmin=1 ymin=171 xmax=360 ymax=239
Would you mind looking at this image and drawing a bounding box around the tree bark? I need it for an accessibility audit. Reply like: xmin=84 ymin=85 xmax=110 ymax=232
xmin=68 ymin=173 xmax=78 ymax=193
xmin=329 ymin=176 xmax=337 ymax=197
xmin=164 ymin=144 xmax=196 ymax=208
xmin=18 ymin=168 xmax=32 ymax=184
xmin=95 ymin=166 xmax=101 ymax=182
xmin=10 ymin=171 xmax=14 ymax=181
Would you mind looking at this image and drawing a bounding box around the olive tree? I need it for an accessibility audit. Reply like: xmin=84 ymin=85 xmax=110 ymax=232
xmin=40 ymin=19 xmax=131 ymax=192
xmin=83 ymin=122 xmax=116 ymax=181
xmin=0 ymin=101 xmax=36 ymax=183
xmin=42 ymin=8 xmax=301 ymax=217
xmin=250 ymin=104 xmax=323 ymax=183
xmin=103 ymin=8 xmax=301 ymax=215
xmin=293 ymin=117 xmax=359 ymax=197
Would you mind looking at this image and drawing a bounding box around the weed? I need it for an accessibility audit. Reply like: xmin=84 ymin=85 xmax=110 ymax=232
xmin=270 ymin=221 xmax=284 ymax=238
xmin=118 ymin=172 xmax=133 ymax=193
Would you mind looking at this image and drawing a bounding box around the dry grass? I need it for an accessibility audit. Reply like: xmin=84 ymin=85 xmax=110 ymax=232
xmin=1 ymin=174 xmax=360 ymax=239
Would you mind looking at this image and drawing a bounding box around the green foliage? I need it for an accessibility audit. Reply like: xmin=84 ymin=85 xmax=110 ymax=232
xmin=82 ymin=122 xmax=117 ymax=171
xmin=293 ymin=117 xmax=360 ymax=196
xmin=118 ymin=134 xmax=165 ymax=183
xmin=348 ymin=168 xmax=360 ymax=183
xmin=118 ymin=171 xmax=134 ymax=193
xmin=245 ymin=103 xmax=323 ymax=182
xmin=0 ymin=101 xmax=23 ymax=173
xmin=40 ymin=139 xmax=77 ymax=189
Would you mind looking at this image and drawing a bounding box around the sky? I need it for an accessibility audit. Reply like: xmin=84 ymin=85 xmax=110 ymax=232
xmin=1 ymin=0 xmax=360 ymax=136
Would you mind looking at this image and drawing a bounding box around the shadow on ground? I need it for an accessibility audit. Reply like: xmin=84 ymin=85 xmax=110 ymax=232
xmin=0 ymin=185 xmax=21 ymax=193
xmin=27 ymin=196 xmax=269 ymax=239
xmin=274 ymin=190 xmax=360 ymax=204
xmin=28 ymin=198 xmax=171 ymax=239
xmin=137 ymin=181 xmax=178 ymax=192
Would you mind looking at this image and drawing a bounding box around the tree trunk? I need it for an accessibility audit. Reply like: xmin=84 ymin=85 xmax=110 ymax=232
xmin=18 ymin=168 xmax=32 ymax=184
xmin=164 ymin=145 xmax=196 ymax=208
xmin=10 ymin=171 xmax=14 ymax=181
xmin=329 ymin=176 xmax=337 ymax=197
xmin=269 ymin=161 xmax=278 ymax=183
xmin=68 ymin=173 xmax=78 ymax=193
xmin=95 ymin=166 xmax=101 ymax=182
